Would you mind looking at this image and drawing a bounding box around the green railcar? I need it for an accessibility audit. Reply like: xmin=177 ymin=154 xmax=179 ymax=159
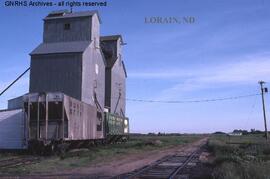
xmin=105 ymin=112 xmax=129 ymax=136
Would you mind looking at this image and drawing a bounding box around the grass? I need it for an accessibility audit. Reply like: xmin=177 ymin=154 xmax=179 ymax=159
xmin=208 ymin=134 xmax=270 ymax=179
xmin=0 ymin=134 xmax=203 ymax=175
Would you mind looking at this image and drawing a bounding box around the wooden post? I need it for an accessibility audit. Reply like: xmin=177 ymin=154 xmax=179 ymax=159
xmin=62 ymin=98 xmax=65 ymax=139
xmin=22 ymin=108 xmax=26 ymax=148
xmin=28 ymin=97 xmax=31 ymax=140
xmin=45 ymin=94 xmax=48 ymax=141
xmin=37 ymin=95 xmax=40 ymax=139
xmin=259 ymin=81 xmax=268 ymax=140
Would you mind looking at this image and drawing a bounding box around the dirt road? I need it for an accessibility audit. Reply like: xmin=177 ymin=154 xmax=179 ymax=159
xmin=54 ymin=137 xmax=208 ymax=178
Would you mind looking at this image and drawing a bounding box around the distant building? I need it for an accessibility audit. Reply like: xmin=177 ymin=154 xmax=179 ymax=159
xmin=8 ymin=96 xmax=24 ymax=110
xmin=228 ymin=132 xmax=242 ymax=136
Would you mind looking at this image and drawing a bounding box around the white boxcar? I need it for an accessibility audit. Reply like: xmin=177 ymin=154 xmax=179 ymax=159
xmin=0 ymin=109 xmax=27 ymax=149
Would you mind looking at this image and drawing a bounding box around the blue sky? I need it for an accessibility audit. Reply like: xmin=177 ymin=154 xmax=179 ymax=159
xmin=0 ymin=0 xmax=270 ymax=133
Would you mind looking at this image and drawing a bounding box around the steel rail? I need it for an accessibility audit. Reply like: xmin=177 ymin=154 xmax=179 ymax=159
xmin=168 ymin=149 xmax=199 ymax=179
xmin=125 ymin=144 xmax=203 ymax=179
xmin=125 ymin=155 xmax=174 ymax=179
xmin=0 ymin=157 xmax=40 ymax=169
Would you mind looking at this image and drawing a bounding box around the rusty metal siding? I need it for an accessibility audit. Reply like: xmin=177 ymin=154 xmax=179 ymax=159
xmin=43 ymin=16 xmax=92 ymax=43
xmin=30 ymin=53 xmax=83 ymax=101
xmin=0 ymin=109 xmax=27 ymax=149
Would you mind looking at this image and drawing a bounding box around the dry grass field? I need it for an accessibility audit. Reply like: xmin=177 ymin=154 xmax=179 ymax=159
xmin=208 ymin=134 xmax=270 ymax=179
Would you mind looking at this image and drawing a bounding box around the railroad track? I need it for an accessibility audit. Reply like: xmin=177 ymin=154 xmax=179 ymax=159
xmin=0 ymin=156 xmax=40 ymax=169
xmin=116 ymin=145 xmax=204 ymax=179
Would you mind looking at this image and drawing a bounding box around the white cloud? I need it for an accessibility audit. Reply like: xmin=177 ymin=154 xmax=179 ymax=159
xmin=129 ymin=52 xmax=270 ymax=85
xmin=198 ymin=57 xmax=270 ymax=84
xmin=127 ymin=52 xmax=270 ymax=104
xmin=128 ymin=70 xmax=193 ymax=79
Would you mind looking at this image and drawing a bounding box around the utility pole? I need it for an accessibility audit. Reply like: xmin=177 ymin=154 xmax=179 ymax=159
xmin=259 ymin=81 xmax=268 ymax=140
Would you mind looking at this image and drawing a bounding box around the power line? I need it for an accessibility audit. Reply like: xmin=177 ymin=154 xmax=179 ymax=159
xmin=124 ymin=93 xmax=260 ymax=103
xmin=96 ymin=92 xmax=260 ymax=104
xmin=243 ymin=94 xmax=258 ymax=130
xmin=0 ymin=67 xmax=30 ymax=96
xmin=0 ymin=67 xmax=261 ymax=104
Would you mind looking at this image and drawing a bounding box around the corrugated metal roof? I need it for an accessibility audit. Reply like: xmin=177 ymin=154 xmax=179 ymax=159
xmin=44 ymin=10 xmax=101 ymax=23
xmin=30 ymin=41 xmax=91 ymax=55
xmin=47 ymin=10 xmax=70 ymax=17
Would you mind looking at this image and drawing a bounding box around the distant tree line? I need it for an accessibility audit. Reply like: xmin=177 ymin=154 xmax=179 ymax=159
xmin=233 ymin=129 xmax=265 ymax=135
xmin=213 ymin=129 xmax=265 ymax=135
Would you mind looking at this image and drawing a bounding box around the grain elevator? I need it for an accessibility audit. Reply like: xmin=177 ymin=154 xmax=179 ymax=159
xmin=0 ymin=10 xmax=128 ymax=150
